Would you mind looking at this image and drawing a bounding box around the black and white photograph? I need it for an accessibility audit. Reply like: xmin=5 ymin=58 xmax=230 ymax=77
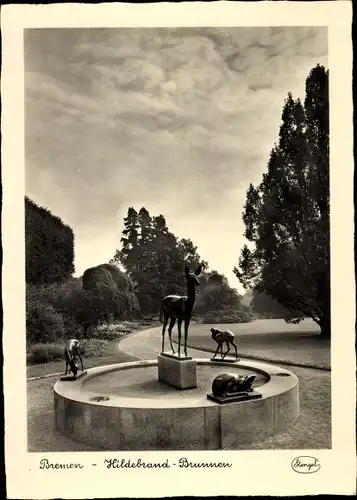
xmin=2 ymin=2 xmax=355 ymax=498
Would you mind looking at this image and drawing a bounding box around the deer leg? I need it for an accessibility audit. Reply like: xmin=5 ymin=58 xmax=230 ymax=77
xmin=232 ymin=341 xmax=238 ymax=359
xmin=161 ymin=314 xmax=169 ymax=353
xmin=213 ymin=342 xmax=221 ymax=359
xmin=177 ymin=319 xmax=182 ymax=356
xmin=168 ymin=317 xmax=176 ymax=354
xmin=222 ymin=341 xmax=230 ymax=360
xmin=64 ymin=351 xmax=69 ymax=375
xmin=76 ymin=350 xmax=84 ymax=371
xmin=184 ymin=319 xmax=190 ymax=357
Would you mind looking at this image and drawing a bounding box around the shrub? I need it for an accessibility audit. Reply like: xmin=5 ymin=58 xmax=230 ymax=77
xmin=202 ymin=307 xmax=254 ymax=324
xmin=100 ymin=263 xmax=134 ymax=292
xmin=25 ymin=196 xmax=75 ymax=285
xmin=27 ymin=283 xmax=84 ymax=337
xmin=27 ymin=339 xmax=108 ymax=364
xmin=195 ymin=282 xmax=243 ymax=315
xmin=93 ymin=322 xmax=134 ymax=340
xmin=82 ymin=265 xmax=140 ymax=323
xmin=26 ymin=299 xmax=65 ymax=344
xmin=27 ymin=343 xmax=65 ymax=363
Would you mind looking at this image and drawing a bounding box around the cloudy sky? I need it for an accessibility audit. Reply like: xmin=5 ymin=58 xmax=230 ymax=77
xmin=24 ymin=27 xmax=327 ymax=291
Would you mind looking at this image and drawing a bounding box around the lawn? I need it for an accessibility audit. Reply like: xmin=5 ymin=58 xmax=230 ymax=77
xmin=180 ymin=318 xmax=330 ymax=370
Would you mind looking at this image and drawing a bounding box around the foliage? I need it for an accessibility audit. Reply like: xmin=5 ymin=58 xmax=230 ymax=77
xmin=82 ymin=265 xmax=116 ymax=291
xmin=100 ymin=263 xmax=134 ymax=292
xmin=202 ymin=307 xmax=254 ymax=324
xmin=26 ymin=265 xmax=140 ymax=344
xmin=234 ymin=65 xmax=330 ymax=337
xmin=25 ymin=197 xmax=75 ymax=285
xmin=111 ymin=207 xmax=208 ymax=314
xmin=81 ymin=263 xmax=140 ymax=328
xmin=26 ymin=298 xmax=65 ymax=344
xmin=195 ymin=280 xmax=242 ymax=314
xmin=251 ymin=291 xmax=290 ymax=319
xmin=93 ymin=322 xmax=139 ymax=340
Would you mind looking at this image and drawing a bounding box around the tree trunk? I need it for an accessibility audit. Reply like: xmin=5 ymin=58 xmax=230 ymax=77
xmin=319 ymin=314 xmax=331 ymax=338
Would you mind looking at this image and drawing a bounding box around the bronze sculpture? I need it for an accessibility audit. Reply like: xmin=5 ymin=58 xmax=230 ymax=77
xmin=64 ymin=338 xmax=84 ymax=378
xmin=211 ymin=328 xmax=238 ymax=360
xmin=212 ymin=372 xmax=256 ymax=398
xmin=160 ymin=265 xmax=202 ymax=357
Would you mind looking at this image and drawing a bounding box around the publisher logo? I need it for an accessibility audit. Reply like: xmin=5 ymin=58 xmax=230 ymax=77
xmin=291 ymin=456 xmax=321 ymax=474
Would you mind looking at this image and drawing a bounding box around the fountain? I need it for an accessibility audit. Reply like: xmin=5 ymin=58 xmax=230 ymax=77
xmin=54 ymin=268 xmax=299 ymax=449
xmin=53 ymin=356 xmax=299 ymax=450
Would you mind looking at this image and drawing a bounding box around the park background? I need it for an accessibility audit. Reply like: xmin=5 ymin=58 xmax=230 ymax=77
xmin=24 ymin=27 xmax=331 ymax=452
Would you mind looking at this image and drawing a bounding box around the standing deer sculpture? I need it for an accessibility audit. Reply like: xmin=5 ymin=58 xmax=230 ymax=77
xmin=160 ymin=265 xmax=202 ymax=357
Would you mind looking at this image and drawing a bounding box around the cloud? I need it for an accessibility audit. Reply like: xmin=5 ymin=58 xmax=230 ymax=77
xmin=24 ymin=27 xmax=327 ymax=285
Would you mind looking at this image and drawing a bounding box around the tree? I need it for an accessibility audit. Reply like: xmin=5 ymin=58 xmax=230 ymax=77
xmin=251 ymin=290 xmax=290 ymax=319
xmin=110 ymin=207 xmax=139 ymax=272
xmin=112 ymin=207 xmax=208 ymax=315
xmin=195 ymin=281 xmax=242 ymax=314
xmin=81 ymin=264 xmax=139 ymax=328
xmin=234 ymin=65 xmax=330 ymax=337
xmin=207 ymin=270 xmax=228 ymax=286
xmin=195 ymin=270 xmax=242 ymax=315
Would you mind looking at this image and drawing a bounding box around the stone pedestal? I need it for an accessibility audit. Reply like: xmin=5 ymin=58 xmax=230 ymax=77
xmin=60 ymin=370 xmax=87 ymax=382
xmin=158 ymin=353 xmax=197 ymax=389
xmin=207 ymin=390 xmax=262 ymax=404
xmin=210 ymin=357 xmax=240 ymax=363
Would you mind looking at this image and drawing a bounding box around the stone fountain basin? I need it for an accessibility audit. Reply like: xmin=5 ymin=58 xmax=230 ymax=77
xmin=54 ymin=359 xmax=299 ymax=450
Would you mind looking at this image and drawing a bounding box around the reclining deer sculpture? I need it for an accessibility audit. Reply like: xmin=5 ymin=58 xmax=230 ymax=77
xmin=160 ymin=265 xmax=202 ymax=357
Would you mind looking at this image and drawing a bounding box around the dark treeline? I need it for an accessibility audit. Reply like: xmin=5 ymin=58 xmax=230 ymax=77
xmin=25 ymin=199 xmax=139 ymax=346
xmin=25 ymin=199 xmax=251 ymax=351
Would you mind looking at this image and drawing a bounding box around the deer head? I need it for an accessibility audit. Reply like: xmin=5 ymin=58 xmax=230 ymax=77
xmin=184 ymin=265 xmax=202 ymax=286
xmin=210 ymin=327 xmax=218 ymax=339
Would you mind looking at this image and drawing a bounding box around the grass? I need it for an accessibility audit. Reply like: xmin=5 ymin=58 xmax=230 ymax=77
xmin=235 ymin=366 xmax=331 ymax=450
xmin=180 ymin=318 xmax=330 ymax=370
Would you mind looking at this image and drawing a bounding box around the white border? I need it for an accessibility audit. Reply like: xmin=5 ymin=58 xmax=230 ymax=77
xmin=2 ymin=2 xmax=355 ymax=497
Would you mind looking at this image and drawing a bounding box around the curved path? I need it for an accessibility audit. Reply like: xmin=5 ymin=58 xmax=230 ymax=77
xmin=117 ymin=323 xmax=330 ymax=371
xmin=118 ymin=326 xmax=213 ymax=360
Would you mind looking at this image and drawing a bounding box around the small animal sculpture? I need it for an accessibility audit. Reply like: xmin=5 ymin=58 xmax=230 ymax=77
xmin=64 ymin=339 xmax=83 ymax=378
xmin=212 ymin=372 xmax=256 ymax=398
xmin=211 ymin=328 xmax=238 ymax=360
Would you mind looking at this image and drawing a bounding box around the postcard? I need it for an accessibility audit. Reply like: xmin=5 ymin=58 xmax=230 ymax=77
xmin=2 ymin=1 xmax=355 ymax=498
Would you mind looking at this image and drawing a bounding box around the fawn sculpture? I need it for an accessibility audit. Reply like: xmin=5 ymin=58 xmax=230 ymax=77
xmin=211 ymin=328 xmax=239 ymax=360
xmin=160 ymin=265 xmax=202 ymax=357
xmin=64 ymin=339 xmax=84 ymax=378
